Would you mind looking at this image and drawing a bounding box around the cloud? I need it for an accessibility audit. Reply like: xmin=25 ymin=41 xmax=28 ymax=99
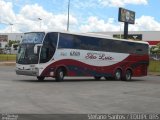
xmin=19 ymin=4 xmax=78 ymax=32
xmin=1 ymin=0 xmax=160 ymax=33
xmin=129 ymin=16 xmax=160 ymax=31
xmin=72 ymin=0 xmax=99 ymax=8
xmin=79 ymin=16 xmax=160 ymax=32
xmin=98 ymin=0 xmax=148 ymax=7
xmin=0 ymin=0 xmax=16 ymax=23
xmin=79 ymin=16 xmax=119 ymax=32
xmin=0 ymin=1 xmax=78 ymax=33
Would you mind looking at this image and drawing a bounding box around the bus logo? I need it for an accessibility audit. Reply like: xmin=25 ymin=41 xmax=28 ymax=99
xmin=85 ymin=53 xmax=114 ymax=61
xmin=70 ymin=51 xmax=80 ymax=56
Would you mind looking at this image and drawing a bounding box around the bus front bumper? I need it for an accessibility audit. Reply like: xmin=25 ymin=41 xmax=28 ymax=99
xmin=16 ymin=67 xmax=39 ymax=76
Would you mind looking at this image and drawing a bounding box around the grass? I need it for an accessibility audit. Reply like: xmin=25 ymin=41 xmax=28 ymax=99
xmin=0 ymin=54 xmax=16 ymax=61
xmin=148 ymin=60 xmax=160 ymax=72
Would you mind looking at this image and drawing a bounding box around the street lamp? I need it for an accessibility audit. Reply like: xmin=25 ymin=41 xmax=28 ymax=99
xmin=9 ymin=23 xmax=13 ymax=33
xmin=67 ymin=0 xmax=70 ymax=31
xmin=38 ymin=18 xmax=42 ymax=30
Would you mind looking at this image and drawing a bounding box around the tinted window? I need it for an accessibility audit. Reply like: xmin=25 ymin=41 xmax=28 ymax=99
xmin=40 ymin=32 xmax=58 ymax=63
xmin=134 ymin=43 xmax=149 ymax=55
xmin=79 ymin=36 xmax=99 ymax=51
xmin=58 ymin=34 xmax=74 ymax=49
xmin=58 ymin=33 xmax=99 ymax=51
xmin=108 ymin=40 xmax=132 ymax=53
xmin=58 ymin=33 xmax=148 ymax=55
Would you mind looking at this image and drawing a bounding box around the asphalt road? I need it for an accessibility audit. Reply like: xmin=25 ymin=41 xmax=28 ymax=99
xmin=0 ymin=66 xmax=160 ymax=114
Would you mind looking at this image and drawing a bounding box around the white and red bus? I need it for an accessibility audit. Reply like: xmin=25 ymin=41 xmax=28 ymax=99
xmin=16 ymin=31 xmax=149 ymax=81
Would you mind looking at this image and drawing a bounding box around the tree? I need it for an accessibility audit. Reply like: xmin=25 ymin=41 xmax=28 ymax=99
xmin=8 ymin=40 xmax=18 ymax=47
xmin=150 ymin=42 xmax=160 ymax=55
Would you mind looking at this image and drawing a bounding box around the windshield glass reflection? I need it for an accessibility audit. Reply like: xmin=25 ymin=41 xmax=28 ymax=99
xmin=22 ymin=32 xmax=45 ymax=44
xmin=17 ymin=44 xmax=39 ymax=64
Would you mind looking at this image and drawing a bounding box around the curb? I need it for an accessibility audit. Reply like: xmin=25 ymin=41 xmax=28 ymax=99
xmin=0 ymin=62 xmax=16 ymax=66
xmin=148 ymin=72 xmax=160 ymax=76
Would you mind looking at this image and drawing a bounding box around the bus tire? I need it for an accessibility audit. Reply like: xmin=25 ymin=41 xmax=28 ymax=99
xmin=37 ymin=76 xmax=45 ymax=81
xmin=123 ymin=70 xmax=132 ymax=81
xmin=114 ymin=69 xmax=122 ymax=80
xmin=55 ymin=68 xmax=65 ymax=82
xmin=94 ymin=76 xmax=101 ymax=80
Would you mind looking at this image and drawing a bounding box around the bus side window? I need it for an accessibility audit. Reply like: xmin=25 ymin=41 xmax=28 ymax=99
xmin=135 ymin=49 xmax=143 ymax=54
xmin=58 ymin=33 xmax=74 ymax=49
xmin=40 ymin=32 xmax=58 ymax=63
xmin=40 ymin=47 xmax=47 ymax=62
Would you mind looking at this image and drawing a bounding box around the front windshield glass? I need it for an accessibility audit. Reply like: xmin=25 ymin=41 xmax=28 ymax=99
xmin=22 ymin=32 xmax=45 ymax=44
xmin=17 ymin=32 xmax=45 ymax=64
xmin=17 ymin=32 xmax=58 ymax=64
xmin=16 ymin=44 xmax=40 ymax=64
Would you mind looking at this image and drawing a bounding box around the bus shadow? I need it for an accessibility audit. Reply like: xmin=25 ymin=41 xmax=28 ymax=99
xmin=14 ymin=78 xmax=145 ymax=83
xmin=14 ymin=79 xmax=54 ymax=82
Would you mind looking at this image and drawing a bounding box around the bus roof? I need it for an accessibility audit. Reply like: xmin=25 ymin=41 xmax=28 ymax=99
xmin=27 ymin=31 xmax=149 ymax=45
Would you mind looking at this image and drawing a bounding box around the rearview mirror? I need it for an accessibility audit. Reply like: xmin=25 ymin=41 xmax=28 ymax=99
xmin=34 ymin=44 xmax=42 ymax=54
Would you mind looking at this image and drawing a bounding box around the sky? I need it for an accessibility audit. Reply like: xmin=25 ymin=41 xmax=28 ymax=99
xmin=0 ymin=0 xmax=160 ymax=33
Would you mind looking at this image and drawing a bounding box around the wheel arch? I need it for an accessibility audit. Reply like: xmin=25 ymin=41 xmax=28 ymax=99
xmin=55 ymin=65 xmax=68 ymax=76
xmin=125 ymin=67 xmax=133 ymax=75
xmin=114 ymin=67 xmax=123 ymax=74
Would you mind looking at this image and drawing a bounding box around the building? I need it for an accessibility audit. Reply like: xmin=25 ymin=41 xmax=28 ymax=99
xmin=0 ymin=33 xmax=23 ymax=49
xmin=0 ymin=33 xmax=23 ymax=54
xmin=95 ymin=31 xmax=160 ymax=46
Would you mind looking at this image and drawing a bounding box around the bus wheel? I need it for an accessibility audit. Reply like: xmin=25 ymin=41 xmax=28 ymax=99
xmin=94 ymin=76 xmax=101 ymax=80
xmin=55 ymin=68 xmax=65 ymax=82
xmin=123 ymin=70 xmax=132 ymax=81
xmin=114 ymin=69 xmax=122 ymax=80
xmin=37 ymin=76 xmax=45 ymax=81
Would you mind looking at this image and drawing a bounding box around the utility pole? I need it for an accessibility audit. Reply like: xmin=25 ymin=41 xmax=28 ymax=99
xmin=67 ymin=0 xmax=70 ymax=31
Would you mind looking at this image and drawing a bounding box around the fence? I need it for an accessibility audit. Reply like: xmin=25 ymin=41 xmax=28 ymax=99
xmin=150 ymin=54 xmax=160 ymax=60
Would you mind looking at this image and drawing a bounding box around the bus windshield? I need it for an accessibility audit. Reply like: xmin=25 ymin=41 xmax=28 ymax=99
xmin=16 ymin=44 xmax=40 ymax=64
xmin=22 ymin=32 xmax=45 ymax=44
xmin=17 ymin=32 xmax=58 ymax=64
xmin=17 ymin=32 xmax=45 ymax=64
